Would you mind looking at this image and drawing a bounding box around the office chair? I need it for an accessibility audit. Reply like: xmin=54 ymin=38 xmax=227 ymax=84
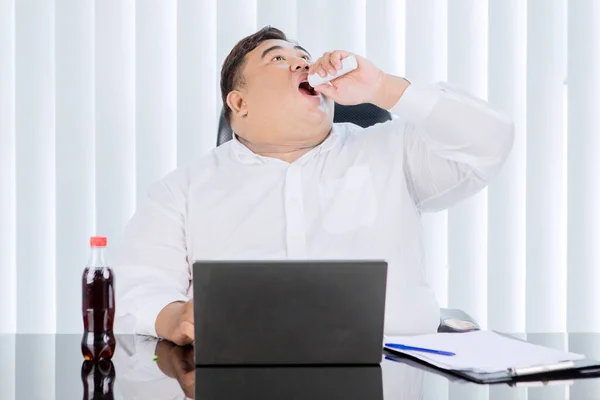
xmin=216 ymin=103 xmax=480 ymax=333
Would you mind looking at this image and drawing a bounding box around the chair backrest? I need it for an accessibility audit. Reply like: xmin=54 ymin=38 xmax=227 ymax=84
xmin=216 ymin=103 xmax=392 ymax=146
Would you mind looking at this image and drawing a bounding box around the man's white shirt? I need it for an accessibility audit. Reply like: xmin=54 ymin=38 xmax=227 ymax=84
xmin=113 ymin=81 xmax=514 ymax=337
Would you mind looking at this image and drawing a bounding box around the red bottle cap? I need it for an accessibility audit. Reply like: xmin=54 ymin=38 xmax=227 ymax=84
xmin=90 ymin=236 xmax=107 ymax=247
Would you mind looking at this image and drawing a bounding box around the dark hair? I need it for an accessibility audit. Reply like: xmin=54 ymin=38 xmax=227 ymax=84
xmin=220 ymin=26 xmax=289 ymax=125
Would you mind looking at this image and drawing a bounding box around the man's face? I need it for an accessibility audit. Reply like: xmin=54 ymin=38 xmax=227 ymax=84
xmin=230 ymin=39 xmax=334 ymax=146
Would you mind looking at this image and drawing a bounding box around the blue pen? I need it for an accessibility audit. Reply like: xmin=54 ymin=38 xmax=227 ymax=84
xmin=385 ymin=343 xmax=456 ymax=357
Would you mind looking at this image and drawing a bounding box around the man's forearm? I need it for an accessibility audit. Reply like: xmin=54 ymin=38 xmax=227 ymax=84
xmin=156 ymin=301 xmax=186 ymax=342
xmin=371 ymin=74 xmax=411 ymax=110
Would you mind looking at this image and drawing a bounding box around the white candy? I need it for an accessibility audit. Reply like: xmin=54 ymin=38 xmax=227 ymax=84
xmin=308 ymin=56 xmax=358 ymax=87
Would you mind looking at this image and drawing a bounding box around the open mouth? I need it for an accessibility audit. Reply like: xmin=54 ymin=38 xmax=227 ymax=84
xmin=298 ymin=80 xmax=317 ymax=96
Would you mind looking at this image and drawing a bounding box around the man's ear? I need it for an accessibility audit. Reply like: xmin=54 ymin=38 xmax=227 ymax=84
xmin=226 ymin=90 xmax=248 ymax=118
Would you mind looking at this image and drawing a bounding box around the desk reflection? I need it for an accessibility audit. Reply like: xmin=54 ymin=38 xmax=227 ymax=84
xmin=196 ymin=365 xmax=383 ymax=400
xmin=81 ymin=359 xmax=115 ymax=399
xmin=5 ymin=333 xmax=599 ymax=399
xmin=113 ymin=335 xmax=425 ymax=400
xmin=113 ymin=335 xmax=193 ymax=399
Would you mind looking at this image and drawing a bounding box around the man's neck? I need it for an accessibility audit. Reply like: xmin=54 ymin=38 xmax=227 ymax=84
xmin=236 ymin=131 xmax=331 ymax=163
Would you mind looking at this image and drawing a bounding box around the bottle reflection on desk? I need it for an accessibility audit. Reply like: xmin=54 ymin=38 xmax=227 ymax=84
xmin=81 ymin=359 xmax=115 ymax=400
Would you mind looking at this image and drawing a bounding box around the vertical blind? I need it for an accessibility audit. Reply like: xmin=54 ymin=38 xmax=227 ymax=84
xmin=1 ymin=0 xmax=599 ymax=339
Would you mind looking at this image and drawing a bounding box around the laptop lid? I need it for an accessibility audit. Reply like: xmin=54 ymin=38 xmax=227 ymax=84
xmin=192 ymin=260 xmax=387 ymax=366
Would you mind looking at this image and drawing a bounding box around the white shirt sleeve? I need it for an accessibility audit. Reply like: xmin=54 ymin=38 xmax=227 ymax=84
xmin=113 ymin=170 xmax=191 ymax=337
xmin=390 ymin=81 xmax=515 ymax=212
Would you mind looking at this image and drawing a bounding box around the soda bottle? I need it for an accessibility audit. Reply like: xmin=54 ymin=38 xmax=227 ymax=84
xmin=81 ymin=359 xmax=115 ymax=400
xmin=81 ymin=236 xmax=116 ymax=361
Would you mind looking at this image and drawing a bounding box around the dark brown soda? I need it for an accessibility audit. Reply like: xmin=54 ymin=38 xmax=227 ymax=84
xmin=81 ymin=267 xmax=116 ymax=361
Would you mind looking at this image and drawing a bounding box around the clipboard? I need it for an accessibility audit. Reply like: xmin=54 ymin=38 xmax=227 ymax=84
xmin=383 ymin=348 xmax=600 ymax=385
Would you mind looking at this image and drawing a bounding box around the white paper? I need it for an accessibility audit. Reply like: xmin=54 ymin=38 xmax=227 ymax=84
xmin=385 ymin=330 xmax=585 ymax=374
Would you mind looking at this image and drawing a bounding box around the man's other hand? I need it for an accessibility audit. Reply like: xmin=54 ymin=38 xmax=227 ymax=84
xmin=156 ymin=300 xmax=194 ymax=346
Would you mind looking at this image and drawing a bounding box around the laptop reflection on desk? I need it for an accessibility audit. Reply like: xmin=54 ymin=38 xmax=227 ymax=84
xmin=195 ymin=365 xmax=383 ymax=400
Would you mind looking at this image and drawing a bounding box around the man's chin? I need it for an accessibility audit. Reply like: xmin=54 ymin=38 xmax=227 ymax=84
xmin=302 ymin=105 xmax=333 ymax=126
xmin=306 ymin=95 xmax=333 ymax=117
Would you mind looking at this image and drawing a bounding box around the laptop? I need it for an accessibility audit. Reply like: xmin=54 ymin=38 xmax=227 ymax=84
xmin=192 ymin=260 xmax=387 ymax=366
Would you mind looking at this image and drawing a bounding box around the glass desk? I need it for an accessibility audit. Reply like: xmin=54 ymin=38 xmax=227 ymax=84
xmin=1 ymin=332 xmax=600 ymax=399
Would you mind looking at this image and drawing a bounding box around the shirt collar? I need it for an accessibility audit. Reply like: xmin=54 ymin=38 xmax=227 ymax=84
xmin=230 ymin=125 xmax=340 ymax=165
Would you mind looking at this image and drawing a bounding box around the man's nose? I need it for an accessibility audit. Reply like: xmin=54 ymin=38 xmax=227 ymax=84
xmin=290 ymin=57 xmax=310 ymax=71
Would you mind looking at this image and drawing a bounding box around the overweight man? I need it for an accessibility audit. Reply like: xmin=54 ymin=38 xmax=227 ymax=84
xmin=113 ymin=26 xmax=514 ymax=345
